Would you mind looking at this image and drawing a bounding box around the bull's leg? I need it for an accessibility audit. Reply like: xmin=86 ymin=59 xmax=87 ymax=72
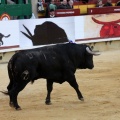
xmin=11 ymin=81 xmax=29 ymax=110
xmin=67 ymin=75 xmax=84 ymax=101
xmin=45 ymin=79 xmax=53 ymax=105
xmin=7 ymin=67 xmax=15 ymax=108
xmin=7 ymin=81 xmax=14 ymax=107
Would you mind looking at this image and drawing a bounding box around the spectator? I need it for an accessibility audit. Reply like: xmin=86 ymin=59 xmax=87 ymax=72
xmin=115 ymin=0 xmax=120 ymax=6
xmin=37 ymin=0 xmax=45 ymax=13
xmin=68 ymin=0 xmax=73 ymax=8
xmin=46 ymin=0 xmax=57 ymax=18
xmin=57 ymin=0 xmax=72 ymax=9
xmin=49 ymin=0 xmax=57 ymax=10
xmin=96 ymin=0 xmax=104 ymax=7
xmin=104 ymin=0 xmax=113 ymax=6
xmin=49 ymin=9 xmax=55 ymax=17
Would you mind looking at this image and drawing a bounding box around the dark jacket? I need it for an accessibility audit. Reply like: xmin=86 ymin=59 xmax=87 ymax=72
xmin=58 ymin=4 xmax=72 ymax=9
xmin=104 ymin=2 xmax=112 ymax=7
xmin=116 ymin=1 xmax=120 ymax=6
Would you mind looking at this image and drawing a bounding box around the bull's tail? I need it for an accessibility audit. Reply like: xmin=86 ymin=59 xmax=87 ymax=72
xmin=0 ymin=91 xmax=9 ymax=95
xmin=5 ymin=53 xmax=19 ymax=95
xmin=0 ymin=55 xmax=15 ymax=95
xmin=0 ymin=87 xmax=15 ymax=96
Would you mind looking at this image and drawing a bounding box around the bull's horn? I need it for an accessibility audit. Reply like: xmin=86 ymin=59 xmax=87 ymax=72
xmin=86 ymin=47 xmax=101 ymax=56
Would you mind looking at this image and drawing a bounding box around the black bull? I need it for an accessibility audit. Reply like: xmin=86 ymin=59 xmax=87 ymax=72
xmin=1 ymin=43 xmax=100 ymax=110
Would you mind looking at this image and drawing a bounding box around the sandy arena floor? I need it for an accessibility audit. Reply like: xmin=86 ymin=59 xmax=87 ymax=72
xmin=0 ymin=50 xmax=120 ymax=120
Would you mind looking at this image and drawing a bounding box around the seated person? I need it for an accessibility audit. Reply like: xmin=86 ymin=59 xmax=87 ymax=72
xmin=45 ymin=0 xmax=57 ymax=18
xmin=49 ymin=0 xmax=57 ymax=10
xmin=96 ymin=0 xmax=104 ymax=7
xmin=37 ymin=0 xmax=45 ymax=13
xmin=57 ymin=0 xmax=72 ymax=9
xmin=68 ymin=0 xmax=74 ymax=9
xmin=104 ymin=0 xmax=113 ymax=6
xmin=115 ymin=0 xmax=120 ymax=6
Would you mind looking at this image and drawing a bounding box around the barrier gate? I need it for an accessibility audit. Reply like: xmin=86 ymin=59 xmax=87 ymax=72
xmin=0 ymin=0 xmax=32 ymax=20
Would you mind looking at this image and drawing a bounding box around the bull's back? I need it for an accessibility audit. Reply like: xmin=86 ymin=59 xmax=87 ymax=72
xmin=8 ymin=43 xmax=85 ymax=80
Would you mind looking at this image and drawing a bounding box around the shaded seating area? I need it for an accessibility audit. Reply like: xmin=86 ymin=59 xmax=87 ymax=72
xmin=37 ymin=0 xmax=119 ymax=18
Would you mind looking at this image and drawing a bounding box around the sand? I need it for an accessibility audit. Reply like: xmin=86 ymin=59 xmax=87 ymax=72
xmin=0 ymin=50 xmax=120 ymax=120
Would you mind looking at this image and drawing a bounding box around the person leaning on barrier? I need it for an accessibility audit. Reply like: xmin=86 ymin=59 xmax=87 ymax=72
xmin=115 ymin=0 xmax=120 ymax=6
xmin=104 ymin=0 xmax=113 ymax=7
xmin=49 ymin=9 xmax=56 ymax=18
xmin=96 ymin=0 xmax=104 ymax=7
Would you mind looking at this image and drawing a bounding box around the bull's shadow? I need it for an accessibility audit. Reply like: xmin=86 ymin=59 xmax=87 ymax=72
xmin=21 ymin=21 xmax=69 ymax=45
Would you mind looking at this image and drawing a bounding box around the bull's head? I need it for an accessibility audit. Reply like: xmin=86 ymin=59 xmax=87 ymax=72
xmin=92 ymin=17 xmax=120 ymax=37
xmin=86 ymin=47 xmax=100 ymax=56
xmin=82 ymin=46 xmax=100 ymax=69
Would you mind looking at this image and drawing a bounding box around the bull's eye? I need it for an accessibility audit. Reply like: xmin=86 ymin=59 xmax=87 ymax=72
xmin=104 ymin=26 xmax=109 ymax=29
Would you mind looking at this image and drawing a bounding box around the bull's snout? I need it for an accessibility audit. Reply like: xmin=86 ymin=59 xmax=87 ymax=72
xmin=88 ymin=65 xmax=94 ymax=69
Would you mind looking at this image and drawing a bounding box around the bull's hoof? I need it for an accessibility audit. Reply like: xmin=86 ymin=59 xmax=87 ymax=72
xmin=78 ymin=96 xmax=84 ymax=101
xmin=14 ymin=105 xmax=22 ymax=110
xmin=45 ymin=100 xmax=52 ymax=105
xmin=9 ymin=102 xmax=14 ymax=108
xmin=45 ymin=101 xmax=52 ymax=105
xmin=9 ymin=102 xmax=21 ymax=110
xmin=15 ymin=107 xmax=22 ymax=111
xmin=79 ymin=98 xmax=84 ymax=101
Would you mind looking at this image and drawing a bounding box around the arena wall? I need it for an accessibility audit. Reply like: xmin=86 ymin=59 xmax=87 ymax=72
xmin=0 ymin=40 xmax=120 ymax=64
xmin=1 ymin=13 xmax=120 ymax=63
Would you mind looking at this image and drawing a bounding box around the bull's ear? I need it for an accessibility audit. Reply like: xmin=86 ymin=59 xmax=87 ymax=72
xmin=86 ymin=47 xmax=101 ymax=56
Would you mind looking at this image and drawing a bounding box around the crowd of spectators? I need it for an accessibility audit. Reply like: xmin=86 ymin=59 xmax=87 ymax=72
xmin=37 ymin=0 xmax=74 ymax=17
xmin=37 ymin=0 xmax=120 ymax=18
xmin=96 ymin=0 xmax=120 ymax=7
xmin=3 ymin=0 xmax=120 ymax=19
xmin=57 ymin=0 xmax=73 ymax=9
